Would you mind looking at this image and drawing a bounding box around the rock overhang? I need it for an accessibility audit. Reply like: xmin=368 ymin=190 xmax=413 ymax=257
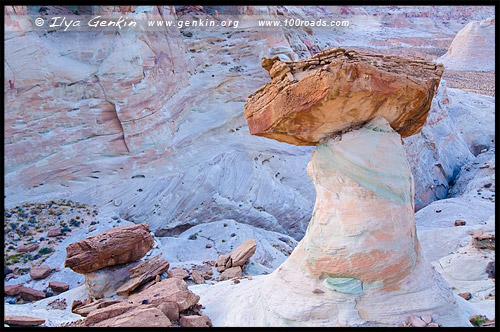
xmin=244 ymin=48 xmax=444 ymax=146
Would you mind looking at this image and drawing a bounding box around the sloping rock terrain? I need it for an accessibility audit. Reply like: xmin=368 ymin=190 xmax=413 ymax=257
xmin=3 ymin=5 xmax=495 ymax=328
xmin=4 ymin=5 xmax=495 ymax=240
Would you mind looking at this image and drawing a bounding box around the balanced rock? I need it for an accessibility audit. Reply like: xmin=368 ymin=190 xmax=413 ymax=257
xmin=30 ymin=264 xmax=52 ymax=279
xmin=65 ymin=224 xmax=154 ymax=273
xmin=203 ymin=48 xmax=468 ymax=326
xmin=4 ymin=315 xmax=45 ymax=326
xmin=49 ymin=281 xmax=70 ymax=293
xmin=129 ymin=278 xmax=199 ymax=311
xmin=116 ymin=254 xmax=170 ymax=296
xmin=191 ymin=269 xmax=206 ymax=284
xmin=244 ymin=47 xmax=443 ymax=145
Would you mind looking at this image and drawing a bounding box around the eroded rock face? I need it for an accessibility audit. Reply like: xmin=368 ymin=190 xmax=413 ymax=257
xmin=244 ymin=48 xmax=443 ymax=145
xmin=65 ymin=223 xmax=154 ymax=273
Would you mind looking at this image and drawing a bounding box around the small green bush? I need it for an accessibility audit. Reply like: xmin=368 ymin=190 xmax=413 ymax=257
xmin=38 ymin=247 xmax=53 ymax=255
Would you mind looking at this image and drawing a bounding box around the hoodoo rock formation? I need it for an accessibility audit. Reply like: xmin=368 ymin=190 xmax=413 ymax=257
xmin=198 ymin=49 xmax=471 ymax=326
xmin=64 ymin=224 xmax=154 ymax=273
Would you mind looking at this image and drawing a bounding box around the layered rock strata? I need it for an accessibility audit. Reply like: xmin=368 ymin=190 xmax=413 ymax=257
xmin=244 ymin=48 xmax=443 ymax=145
xmin=205 ymin=49 xmax=470 ymax=326
xmin=437 ymin=18 xmax=495 ymax=72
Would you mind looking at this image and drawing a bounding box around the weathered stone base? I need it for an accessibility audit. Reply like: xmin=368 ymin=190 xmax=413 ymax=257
xmin=193 ymin=118 xmax=471 ymax=326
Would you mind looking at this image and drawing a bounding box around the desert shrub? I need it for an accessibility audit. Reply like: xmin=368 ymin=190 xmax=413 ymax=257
xmin=38 ymin=247 xmax=53 ymax=255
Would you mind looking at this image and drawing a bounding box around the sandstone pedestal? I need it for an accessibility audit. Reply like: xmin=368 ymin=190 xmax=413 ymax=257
xmin=197 ymin=49 xmax=470 ymax=326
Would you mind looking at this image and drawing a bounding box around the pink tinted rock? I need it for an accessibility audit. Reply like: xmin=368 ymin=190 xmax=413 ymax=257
xmin=229 ymin=238 xmax=257 ymax=267
xmin=129 ymin=278 xmax=199 ymax=311
xmin=64 ymin=223 xmax=154 ymax=273
xmin=5 ymin=283 xmax=24 ymax=296
xmin=167 ymin=267 xmax=189 ymax=280
xmin=49 ymin=281 xmax=70 ymax=292
xmin=116 ymin=254 xmax=170 ymax=296
xmin=4 ymin=315 xmax=45 ymax=326
xmin=30 ymin=264 xmax=52 ymax=279
xmin=18 ymin=286 xmax=46 ymax=301
xmin=408 ymin=315 xmax=427 ymax=327
xmin=47 ymin=227 xmax=62 ymax=237
xmin=179 ymin=315 xmax=212 ymax=327
xmin=158 ymin=301 xmax=180 ymax=321
xmin=220 ymin=266 xmax=242 ymax=281
xmin=17 ymin=243 xmax=39 ymax=253
xmin=191 ymin=270 xmax=206 ymax=284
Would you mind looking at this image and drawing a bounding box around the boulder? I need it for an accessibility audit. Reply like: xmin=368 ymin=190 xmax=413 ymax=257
xmin=454 ymin=220 xmax=466 ymax=226
xmin=73 ymin=299 xmax=125 ymax=317
xmin=49 ymin=281 xmax=70 ymax=293
xmin=191 ymin=269 xmax=206 ymax=284
xmin=158 ymin=302 xmax=180 ymax=321
xmin=220 ymin=266 xmax=242 ymax=281
xmin=5 ymin=283 xmax=23 ymax=296
xmin=47 ymin=227 xmax=62 ymax=237
xmin=228 ymin=239 xmax=257 ymax=267
xmin=83 ymin=302 xmax=137 ymax=326
xmin=244 ymin=48 xmax=443 ymax=145
xmin=116 ymin=254 xmax=169 ymax=296
xmin=30 ymin=264 xmax=52 ymax=279
xmin=421 ymin=315 xmax=432 ymax=324
xmin=179 ymin=315 xmax=212 ymax=327
xmin=84 ymin=302 xmax=172 ymax=327
xmin=167 ymin=267 xmax=189 ymax=280
xmin=64 ymin=224 xmax=154 ymax=273
xmin=129 ymin=278 xmax=199 ymax=311
xmin=4 ymin=315 xmax=45 ymax=326
xmin=18 ymin=286 xmax=45 ymax=301
xmin=471 ymin=231 xmax=495 ymax=250
xmin=458 ymin=292 xmax=472 ymax=300
xmin=17 ymin=243 xmax=39 ymax=253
